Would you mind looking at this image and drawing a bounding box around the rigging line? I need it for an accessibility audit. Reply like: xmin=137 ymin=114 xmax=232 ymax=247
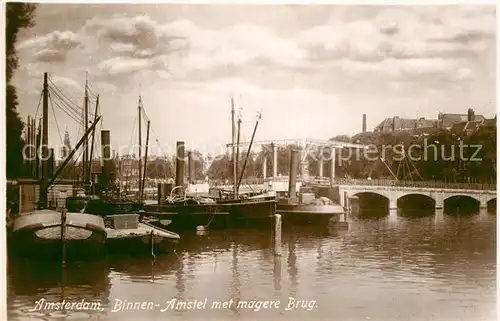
xmin=403 ymin=150 xmax=415 ymax=182
xmin=49 ymin=92 xmax=83 ymax=123
xmin=50 ymin=99 xmax=82 ymax=125
xmin=49 ymin=76 xmax=90 ymax=109
xmin=49 ymin=96 xmax=82 ymax=125
xmin=408 ymin=155 xmax=424 ymax=180
xmin=86 ymin=85 xmax=98 ymax=97
xmin=33 ymin=91 xmax=43 ymax=120
xmin=47 ymin=76 xmax=84 ymax=111
xmin=380 ymin=157 xmax=398 ymax=180
xmin=149 ymin=125 xmax=165 ymax=149
xmin=47 ymin=144 xmax=86 ymax=192
xmin=48 ymin=79 xmax=96 ymax=120
xmin=48 ymin=92 xmax=64 ymax=146
xmin=48 ymin=87 xmax=85 ymax=121
xmin=128 ymin=115 xmax=138 ymax=155
xmin=141 ymin=106 xmax=150 ymax=127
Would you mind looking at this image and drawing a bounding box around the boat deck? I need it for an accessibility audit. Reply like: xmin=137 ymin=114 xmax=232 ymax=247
xmin=106 ymin=222 xmax=180 ymax=240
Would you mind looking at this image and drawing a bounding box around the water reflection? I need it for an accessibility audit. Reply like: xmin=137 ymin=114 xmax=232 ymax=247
xmin=7 ymin=211 xmax=496 ymax=321
xmin=8 ymin=260 xmax=110 ymax=320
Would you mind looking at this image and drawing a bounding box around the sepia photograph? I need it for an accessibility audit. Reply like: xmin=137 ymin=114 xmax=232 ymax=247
xmin=3 ymin=2 xmax=497 ymax=321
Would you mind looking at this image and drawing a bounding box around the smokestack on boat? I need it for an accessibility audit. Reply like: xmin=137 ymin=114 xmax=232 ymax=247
xmin=101 ymin=130 xmax=111 ymax=190
xmin=188 ymin=151 xmax=195 ymax=184
xmin=288 ymin=149 xmax=299 ymax=201
xmin=176 ymin=141 xmax=185 ymax=192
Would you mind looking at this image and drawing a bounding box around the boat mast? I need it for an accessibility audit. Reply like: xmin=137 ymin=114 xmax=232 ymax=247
xmin=27 ymin=115 xmax=32 ymax=177
xmin=231 ymin=97 xmax=237 ymax=199
xmin=36 ymin=120 xmax=41 ymax=179
xmin=83 ymin=74 xmax=89 ymax=188
xmin=235 ymin=113 xmax=241 ymax=192
xmin=88 ymin=94 xmax=99 ymax=192
xmin=31 ymin=117 xmax=36 ymax=177
xmin=43 ymin=116 xmax=102 ymax=195
xmin=138 ymin=96 xmax=142 ymax=200
xmin=236 ymin=112 xmax=261 ymax=193
xmin=141 ymin=120 xmax=150 ymax=200
xmin=40 ymin=72 xmax=49 ymax=209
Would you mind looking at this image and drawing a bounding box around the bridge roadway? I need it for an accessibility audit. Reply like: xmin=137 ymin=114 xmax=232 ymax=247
xmin=213 ymin=177 xmax=497 ymax=210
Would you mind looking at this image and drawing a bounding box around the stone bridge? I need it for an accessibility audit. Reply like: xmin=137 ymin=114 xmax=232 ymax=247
xmin=337 ymin=184 xmax=497 ymax=210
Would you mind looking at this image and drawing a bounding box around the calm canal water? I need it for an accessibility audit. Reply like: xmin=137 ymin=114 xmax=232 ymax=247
xmin=7 ymin=211 xmax=497 ymax=321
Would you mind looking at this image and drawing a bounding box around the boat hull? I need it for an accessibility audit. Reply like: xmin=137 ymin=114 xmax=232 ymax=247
xmin=9 ymin=210 xmax=107 ymax=261
xmin=106 ymin=222 xmax=180 ymax=256
xmin=277 ymin=204 xmax=344 ymax=225
xmin=153 ymin=201 xmax=230 ymax=231
xmin=225 ymin=198 xmax=276 ymax=228
xmin=151 ymin=198 xmax=276 ymax=230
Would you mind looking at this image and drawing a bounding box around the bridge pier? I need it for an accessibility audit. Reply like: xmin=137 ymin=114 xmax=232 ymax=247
xmin=479 ymin=195 xmax=489 ymax=209
xmin=435 ymin=197 xmax=443 ymax=210
xmin=389 ymin=199 xmax=397 ymax=210
xmin=388 ymin=209 xmax=398 ymax=223
xmin=434 ymin=208 xmax=444 ymax=224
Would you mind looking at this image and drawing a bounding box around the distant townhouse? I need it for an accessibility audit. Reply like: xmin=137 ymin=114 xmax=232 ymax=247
xmin=373 ymin=108 xmax=494 ymax=137
xmin=450 ymin=109 xmax=496 ymax=138
xmin=373 ymin=116 xmax=437 ymax=133
xmin=438 ymin=109 xmax=485 ymax=130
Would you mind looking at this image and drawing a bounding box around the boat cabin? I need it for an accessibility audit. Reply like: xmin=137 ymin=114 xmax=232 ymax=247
xmin=104 ymin=214 xmax=139 ymax=229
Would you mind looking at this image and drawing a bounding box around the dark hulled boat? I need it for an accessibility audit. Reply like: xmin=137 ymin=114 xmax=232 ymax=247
xmin=10 ymin=210 xmax=107 ymax=261
xmin=8 ymin=74 xmax=106 ymax=262
xmin=147 ymin=103 xmax=277 ymax=231
xmin=151 ymin=193 xmax=276 ymax=231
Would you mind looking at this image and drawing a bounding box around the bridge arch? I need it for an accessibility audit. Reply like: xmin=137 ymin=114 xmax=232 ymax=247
xmin=352 ymin=192 xmax=389 ymax=218
xmin=443 ymin=195 xmax=480 ymax=216
xmin=397 ymin=193 xmax=436 ymax=216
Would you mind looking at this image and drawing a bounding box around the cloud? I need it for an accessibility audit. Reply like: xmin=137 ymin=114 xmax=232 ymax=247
xmin=32 ymin=49 xmax=67 ymax=63
xmin=50 ymin=75 xmax=83 ymax=92
xmin=297 ymin=6 xmax=495 ymax=64
xmin=83 ymin=14 xmax=189 ymax=59
xmin=94 ymin=82 xmax=117 ymax=95
xmin=15 ymin=6 xmax=496 ymax=95
xmin=98 ymin=56 xmax=153 ymax=76
xmin=18 ymin=30 xmax=81 ymax=63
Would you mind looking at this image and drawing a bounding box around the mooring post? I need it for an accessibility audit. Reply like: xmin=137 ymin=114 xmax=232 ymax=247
xmin=150 ymin=230 xmax=156 ymax=261
xmin=61 ymin=208 xmax=67 ymax=267
xmin=344 ymin=191 xmax=348 ymax=221
xmin=274 ymin=214 xmax=282 ymax=256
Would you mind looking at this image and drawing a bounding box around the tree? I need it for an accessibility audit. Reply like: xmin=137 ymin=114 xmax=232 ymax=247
xmin=206 ymin=154 xmax=231 ymax=181
xmin=6 ymin=85 xmax=25 ymax=178
xmin=6 ymin=3 xmax=37 ymax=179
xmin=329 ymin=134 xmax=351 ymax=142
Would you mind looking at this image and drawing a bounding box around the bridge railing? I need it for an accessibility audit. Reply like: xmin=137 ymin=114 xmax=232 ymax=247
xmin=331 ymin=178 xmax=497 ymax=191
xmin=209 ymin=177 xmax=497 ymax=191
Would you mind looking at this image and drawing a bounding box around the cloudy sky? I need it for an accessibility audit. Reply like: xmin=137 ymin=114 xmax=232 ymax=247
xmin=12 ymin=4 xmax=496 ymax=157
